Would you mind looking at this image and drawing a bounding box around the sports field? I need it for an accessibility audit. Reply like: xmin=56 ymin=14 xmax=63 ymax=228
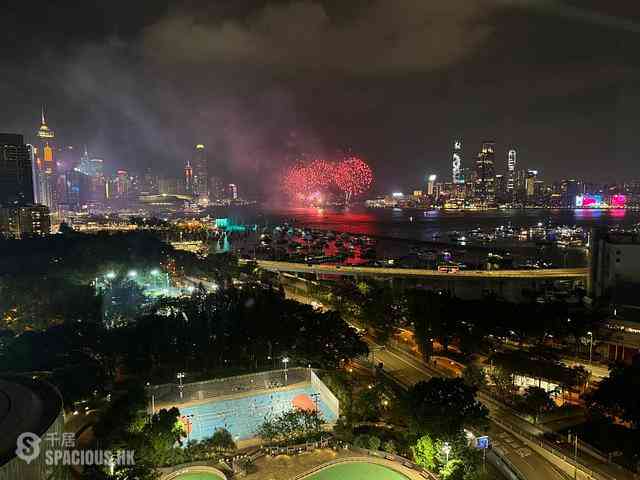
xmin=306 ymin=462 xmax=409 ymax=480
xmin=179 ymin=385 xmax=337 ymax=441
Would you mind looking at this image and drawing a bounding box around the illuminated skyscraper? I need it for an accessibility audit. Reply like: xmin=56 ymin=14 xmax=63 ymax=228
xmin=452 ymin=140 xmax=464 ymax=184
xmin=35 ymin=106 xmax=57 ymax=209
xmin=184 ymin=161 xmax=193 ymax=194
xmin=507 ymin=149 xmax=517 ymax=193
xmin=77 ymin=146 xmax=104 ymax=177
xmin=427 ymin=174 xmax=437 ymax=196
xmin=474 ymin=142 xmax=496 ymax=202
xmin=0 ymin=133 xmax=35 ymax=205
xmin=192 ymin=144 xmax=208 ymax=197
xmin=228 ymin=183 xmax=238 ymax=200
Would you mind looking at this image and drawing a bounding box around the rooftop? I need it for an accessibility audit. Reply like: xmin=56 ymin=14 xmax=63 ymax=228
xmin=0 ymin=377 xmax=63 ymax=468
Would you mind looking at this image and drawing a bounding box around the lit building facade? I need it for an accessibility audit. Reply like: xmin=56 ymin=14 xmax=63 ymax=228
xmin=507 ymin=149 xmax=517 ymax=194
xmin=473 ymin=142 xmax=496 ymax=203
xmin=0 ymin=133 xmax=35 ymax=205
xmin=452 ymin=140 xmax=464 ymax=184
xmin=35 ymin=107 xmax=57 ymax=210
xmin=192 ymin=144 xmax=208 ymax=198
xmin=0 ymin=204 xmax=51 ymax=239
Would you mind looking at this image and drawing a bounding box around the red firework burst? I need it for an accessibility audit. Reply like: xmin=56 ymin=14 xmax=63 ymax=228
xmin=334 ymin=156 xmax=373 ymax=199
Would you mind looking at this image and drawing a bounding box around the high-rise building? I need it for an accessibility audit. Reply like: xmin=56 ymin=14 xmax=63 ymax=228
xmin=34 ymin=107 xmax=58 ymax=210
xmin=185 ymin=161 xmax=193 ymax=194
xmin=525 ymin=169 xmax=538 ymax=199
xmin=426 ymin=174 xmax=437 ymax=196
xmin=452 ymin=140 xmax=464 ymax=184
xmin=77 ymin=146 xmax=104 ymax=178
xmin=192 ymin=144 xmax=208 ymax=197
xmin=228 ymin=183 xmax=238 ymax=200
xmin=495 ymin=174 xmax=507 ymax=203
xmin=474 ymin=142 xmax=496 ymax=202
xmin=0 ymin=133 xmax=36 ymax=205
xmin=0 ymin=204 xmax=50 ymax=238
xmin=507 ymin=149 xmax=517 ymax=193
xmin=110 ymin=170 xmax=130 ymax=200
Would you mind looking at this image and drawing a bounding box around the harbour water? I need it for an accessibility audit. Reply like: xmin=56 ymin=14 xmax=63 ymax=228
xmin=261 ymin=206 xmax=637 ymax=241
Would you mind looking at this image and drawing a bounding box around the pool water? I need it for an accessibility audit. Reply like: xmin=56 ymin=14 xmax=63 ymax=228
xmin=172 ymin=474 xmax=223 ymax=480
xmin=179 ymin=385 xmax=337 ymax=441
xmin=307 ymin=463 xmax=409 ymax=480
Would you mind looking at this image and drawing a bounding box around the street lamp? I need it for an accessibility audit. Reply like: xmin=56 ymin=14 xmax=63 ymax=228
xmin=128 ymin=270 xmax=137 ymax=278
xmin=151 ymin=269 xmax=160 ymax=276
xmin=177 ymin=372 xmax=185 ymax=399
xmin=442 ymin=441 xmax=451 ymax=464
xmin=282 ymin=357 xmax=290 ymax=385
xmin=105 ymin=271 xmax=116 ymax=280
xmin=587 ymin=331 xmax=594 ymax=365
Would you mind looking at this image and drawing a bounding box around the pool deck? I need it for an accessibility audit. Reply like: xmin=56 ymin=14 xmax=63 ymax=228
xmin=154 ymin=381 xmax=310 ymax=411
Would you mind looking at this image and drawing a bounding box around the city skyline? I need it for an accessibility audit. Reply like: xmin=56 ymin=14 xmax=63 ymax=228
xmin=2 ymin=2 xmax=640 ymax=194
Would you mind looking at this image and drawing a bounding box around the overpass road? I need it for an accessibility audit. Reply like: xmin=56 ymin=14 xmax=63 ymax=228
xmin=251 ymin=259 xmax=588 ymax=280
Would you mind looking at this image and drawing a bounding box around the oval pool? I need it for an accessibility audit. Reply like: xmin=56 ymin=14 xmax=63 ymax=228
xmin=307 ymin=462 xmax=410 ymax=479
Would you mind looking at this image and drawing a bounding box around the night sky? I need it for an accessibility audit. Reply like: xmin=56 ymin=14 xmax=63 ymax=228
xmin=2 ymin=0 xmax=640 ymax=196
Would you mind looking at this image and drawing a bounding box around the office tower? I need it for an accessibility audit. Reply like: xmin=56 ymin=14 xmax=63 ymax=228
xmin=474 ymin=142 xmax=496 ymax=202
xmin=185 ymin=161 xmax=193 ymax=194
xmin=507 ymin=149 xmax=517 ymax=193
xmin=35 ymin=107 xmax=57 ymax=209
xmin=0 ymin=204 xmax=50 ymax=239
xmin=192 ymin=144 xmax=208 ymax=197
xmin=60 ymin=169 xmax=90 ymax=211
xmin=77 ymin=146 xmax=104 ymax=177
xmin=113 ymin=170 xmax=130 ymax=199
xmin=210 ymin=176 xmax=224 ymax=201
xmin=0 ymin=133 xmax=36 ymax=205
xmin=495 ymin=174 xmax=507 ymax=203
xmin=427 ymin=174 xmax=437 ymax=196
xmin=158 ymin=177 xmax=179 ymax=195
xmin=525 ymin=169 xmax=538 ymax=199
xmin=228 ymin=183 xmax=238 ymax=200
xmin=452 ymin=140 xmax=464 ymax=184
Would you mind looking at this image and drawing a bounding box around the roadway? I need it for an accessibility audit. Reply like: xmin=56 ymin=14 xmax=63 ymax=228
xmin=252 ymin=259 xmax=588 ymax=280
xmin=368 ymin=342 xmax=569 ymax=480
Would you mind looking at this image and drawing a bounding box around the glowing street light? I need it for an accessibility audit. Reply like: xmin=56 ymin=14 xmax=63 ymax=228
xmin=105 ymin=271 xmax=116 ymax=280
xmin=177 ymin=372 xmax=185 ymax=399
xmin=587 ymin=331 xmax=594 ymax=365
xmin=151 ymin=269 xmax=160 ymax=276
xmin=282 ymin=357 xmax=290 ymax=385
xmin=128 ymin=270 xmax=138 ymax=278
xmin=442 ymin=441 xmax=451 ymax=464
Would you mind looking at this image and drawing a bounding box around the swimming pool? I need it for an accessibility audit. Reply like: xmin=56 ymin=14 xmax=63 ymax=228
xmin=306 ymin=462 xmax=410 ymax=480
xmin=179 ymin=385 xmax=337 ymax=441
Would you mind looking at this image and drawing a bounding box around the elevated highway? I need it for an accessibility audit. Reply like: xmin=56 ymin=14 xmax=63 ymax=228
xmin=250 ymin=259 xmax=588 ymax=281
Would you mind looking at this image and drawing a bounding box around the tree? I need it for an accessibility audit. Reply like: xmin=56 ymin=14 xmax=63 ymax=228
xmin=585 ymin=360 xmax=640 ymax=428
xmin=383 ymin=440 xmax=397 ymax=454
xmin=257 ymin=409 xmax=324 ymax=445
xmin=359 ymin=281 xmax=402 ymax=343
xmin=440 ymin=459 xmax=465 ymax=480
xmin=519 ymin=386 xmax=556 ymax=422
xmin=406 ymin=378 xmax=488 ymax=437
xmin=209 ymin=428 xmax=236 ymax=452
xmin=412 ymin=434 xmax=439 ymax=470
xmin=462 ymin=364 xmax=487 ymax=390
xmin=367 ymin=435 xmax=381 ymax=451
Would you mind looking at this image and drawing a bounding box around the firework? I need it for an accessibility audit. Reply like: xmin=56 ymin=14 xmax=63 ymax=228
xmin=281 ymin=154 xmax=373 ymax=203
xmin=334 ymin=155 xmax=373 ymax=200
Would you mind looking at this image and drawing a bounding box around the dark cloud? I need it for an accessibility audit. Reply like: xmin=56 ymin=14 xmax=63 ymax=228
xmin=2 ymin=0 xmax=640 ymax=196
xmin=142 ymin=0 xmax=494 ymax=74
